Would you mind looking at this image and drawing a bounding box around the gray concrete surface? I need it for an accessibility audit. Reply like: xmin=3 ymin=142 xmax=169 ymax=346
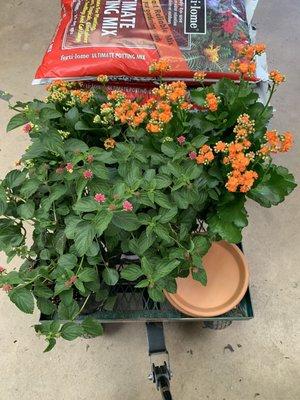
xmin=0 ymin=1 xmax=299 ymax=399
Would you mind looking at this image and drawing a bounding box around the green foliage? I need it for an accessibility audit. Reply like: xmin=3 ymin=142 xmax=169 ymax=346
xmin=0 ymin=77 xmax=295 ymax=351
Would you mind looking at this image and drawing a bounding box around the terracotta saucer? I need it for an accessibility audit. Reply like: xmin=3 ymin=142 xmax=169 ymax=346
xmin=164 ymin=241 xmax=249 ymax=317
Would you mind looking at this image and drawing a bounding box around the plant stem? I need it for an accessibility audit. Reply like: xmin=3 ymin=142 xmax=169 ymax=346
xmin=76 ymin=293 xmax=91 ymax=317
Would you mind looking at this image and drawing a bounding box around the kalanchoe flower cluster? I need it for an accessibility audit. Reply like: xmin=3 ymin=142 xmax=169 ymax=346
xmin=204 ymin=93 xmax=220 ymax=112
xmin=230 ymin=43 xmax=266 ymax=78
xmin=269 ymin=70 xmax=285 ymax=85
xmin=258 ymin=130 xmax=293 ymax=157
xmin=96 ymin=74 xmax=109 ymax=84
xmin=196 ymin=145 xmax=215 ymax=165
xmin=194 ymin=71 xmax=207 ymax=82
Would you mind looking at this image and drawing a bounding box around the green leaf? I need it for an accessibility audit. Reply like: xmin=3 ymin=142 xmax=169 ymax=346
xmin=161 ymin=142 xmax=177 ymax=157
xmin=7 ymin=113 xmax=28 ymax=132
xmin=60 ymin=322 xmax=84 ymax=341
xmin=34 ymin=284 xmax=53 ymax=299
xmin=78 ymin=268 xmax=98 ymax=282
xmin=93 ymin=209 xmax=113 ymax=235
xmin=40 ymin=108 xmax=61 ymax=120
xmin=154 ymin=192 xmax=173 ymax=209
xmin=135 ymin=279 xmax=150 ymax=288
xmin=159 ymin=207 xmax=177 ymax=224
xmin=217 ymin=197 xmax=248 ymax=228
xmin=74 ymin=221 xmax=96 ymax=256
xmin=9 ymin=287 xmax=34 ymax=314
xmin=20 ymin=179 xmax=40 ymax=198
xmin=58 ymin=301 xmax=80 ymax=320
xmin=37 ymin=298 xmax=56 ymax=315
xmin=248 ymin=165 xmax=296 ymax=207
xmin=91 ymin=162 xmax=108 ymax=180
xmin=3 ymin=169 xmax=27 ymax=189
xmin=154 ymin=224 xmax=173 ymax=243
xmin=52 ymin=229 xmax=66 ymax=255
xmin=141 ymin=257 xmax=154 ymax=277
xmin=208 ymin=215 xmax=242 ymax=243
xmin=73 ymin=197 xmax=99 ymax=213
xmin=103 ymin=268 xmax=119 ymax=286
xmin=148 ymin=287 xmax=165 ymax=302
xmin=64 ymin=138 xmax=88 ymax=153
xmin=121 ymin=264 xmax=143 ymax=281
xmin=42 ymin=185 xmax=67 ymax=212
xmin=153 ymin=259 xmax=180 ymax=281
xmin=40 ymin=131 xmax=64 ymax=157
xmin=81 ymin=317 xmax=103 ymax=337
xmin=58 ymin=254 xmax=77 ymax=270
xmin=44 ymin=338 xmax=57 ymax=353
xmin=192 ymin=268 xmax=207 ymax=286
xmin=40 ymin=249 xmax=50 ymax=260
xmin=192 ymin=235 xmax=211 ymax=256
xmin=112 ymin=211 xmax=141 ymax=232
xmin=17 ymin=200 xmax=35 ymax=219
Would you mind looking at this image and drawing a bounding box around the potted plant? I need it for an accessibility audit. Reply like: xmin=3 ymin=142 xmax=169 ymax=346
xmin=0 ymin=44 xmax=296 ymax=351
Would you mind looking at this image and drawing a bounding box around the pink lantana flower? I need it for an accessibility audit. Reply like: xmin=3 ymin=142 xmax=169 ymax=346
xmin=65 ymin=275 xmax=77 ymax=287
xmin=65 ymin=163 xmax=74 ymax=173
xmin=177 ymin=135 xmax=186 ymax=145
xmin=2 ymin=284 xmax=13 ymax=292
xmin=23 ymin=123 xmax=33 ymax=133
xmin=189 ymin=151 xmax=197 ymax=160
xmin=83 ymin=169 xmax=93 ymax=180
xmin=56 ymin=166 xmax=64 ymax=174
xmin=86 ymin=155 xmax=94 ymax=164
xmin=123 ymin=200 xmax=133 ymax=212
xmin=0 ymin=266 xmax=6 ymax=273
xmin=94 ymin=193 xmax=106 ymax=203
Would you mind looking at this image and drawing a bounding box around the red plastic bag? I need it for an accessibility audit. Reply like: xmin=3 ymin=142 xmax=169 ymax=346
xmin=34 ymin=0 xmax=252 ymax=84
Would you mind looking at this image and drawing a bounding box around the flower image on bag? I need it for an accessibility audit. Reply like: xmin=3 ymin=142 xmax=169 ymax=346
xmin=34 ymin=0 xmax=254 ymax=84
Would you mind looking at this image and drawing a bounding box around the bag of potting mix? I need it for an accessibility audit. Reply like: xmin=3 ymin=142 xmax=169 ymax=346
xmin=34 ymin=0 xmax=255 ymax=84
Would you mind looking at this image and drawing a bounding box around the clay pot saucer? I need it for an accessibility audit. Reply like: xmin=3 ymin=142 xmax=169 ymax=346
xmin=164 ymin=241 xmax=249 ymax=317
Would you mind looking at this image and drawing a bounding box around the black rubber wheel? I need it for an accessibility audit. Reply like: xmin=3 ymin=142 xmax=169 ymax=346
xmin=203 ymin=320 xmax=232 ymax=330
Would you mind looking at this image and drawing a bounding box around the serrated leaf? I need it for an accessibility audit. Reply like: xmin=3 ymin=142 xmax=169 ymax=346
xmin=44 ymin=338 xmax=57 ymax=353
xmin=248 ymin=165 xmax=296 ymax=207
xmin=6 ymin=113 xmax=28 ymax=132
xmin=103 ymin=268 xmax=119 ymax=286
xmin=120 ymin=264 xmax=143 ymax=281
xmin=208 ymin=215 xmax=242 ymax=243
xmin=37 ymin=298 xmax=56 ymax=316
xmin=73 ymin=197 xmax=99 ymax=213
xmin=9 ymin=287 xmax=34 ymax=314
xmin=81 ymin=317 xmax=103 ymax=337
xmin=58 ymin=301 xmax=79 ymax=320
xmin=40 ymin=108 xmax=61 ymax=120
xmin=20 ymin=179 xmax=40 ymax=198
xmin=112 ymin=211 xmax=141 ymax=232
xmin=154 ymin=192 xmax=173 ymax=209
xmin=148 ymin=287 xmax=165 ymax=302
xmin=58 ymin=254 xmax=77 ymax=270
xmin=78 ymin=268 xmax=98 ymax=282
xmin=61 ymin=322 xmax=84 ymax=341
xmin=93 ymin=209 xmax=113 ymax=235
xmin=17 ymin=200 xmax=35 ymax=219
xmin=153 ymin=259 xmax=180 ymax=281
xmin=192 ymin=268 xmax=207 ymax=286
xmin=74 ymin=221 xmax=96 ymax=256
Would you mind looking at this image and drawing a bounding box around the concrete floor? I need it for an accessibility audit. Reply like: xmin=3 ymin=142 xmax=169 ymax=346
xmin=0 ymin=1 xmax=299 ymax=399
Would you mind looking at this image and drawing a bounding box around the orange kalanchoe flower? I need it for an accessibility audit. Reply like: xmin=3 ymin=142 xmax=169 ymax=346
xmin=230 ymin=59 xmax=256 ymax=77
xmin=149 ymin=59 xmax=171 ymax=75
xmin=71 ymin=90 xmax=92 ymax=103
xmin=146 ymin=122 xmax=161 ymax=133
xmin=214 ymin=141 xmax=227 ymax=152
xmin=194 ymin=71 xmax=207 ymax=82
xmin=205 ymin=93 xmax=219 ymax=112
xmin=97 ymin=74 xmax=109 ymax=84
xmin=107 ymin=90 xmax=126 ymax=102
xmin=196 ymin=144 xmax=215 ymax=165
xmin=269 ymin=70 xmax=286 ymax=85
xmin=280 ymin=131 xmax=293 ymax=152
xmin=104 ymin=138 xmax=116 ymax=150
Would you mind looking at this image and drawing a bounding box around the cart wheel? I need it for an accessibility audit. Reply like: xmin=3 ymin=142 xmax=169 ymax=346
xmin=203 ymin=320 xmax=232 ymax=330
